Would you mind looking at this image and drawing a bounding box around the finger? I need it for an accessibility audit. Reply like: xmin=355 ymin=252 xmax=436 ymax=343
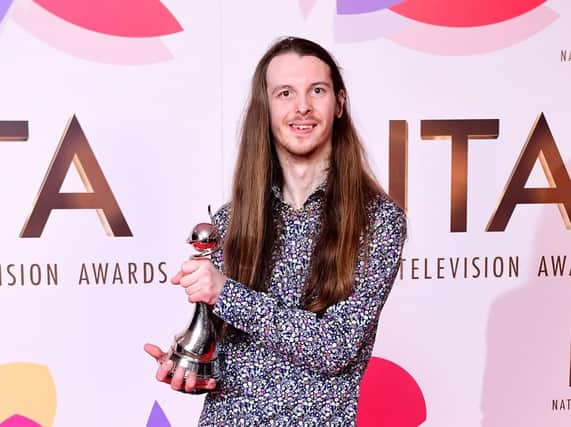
xmin=171 ymin=270 xmax=183 ymax=284
xmin=184 ymin=282 xmax=201 ymax=296
xmin=170 ymin=367 xmax=186 ymax=390
xmin=184 ymin=372 xmax=198 ymax=393
xmin=179 ymin=271 xmax=199 ymax=288
xmin=144 ymin=343 xmax=165 ymax=360
xmin=156 ymin=359 xmax=173 ymax=383
xmin=181 ymin=259 xmax=201 ymax=274
xmin=188 ymin=290 xmax=205 ymax=304
xmin=189 ymin=287 xmax=217 ymax=305
xmin=204 ymin=378 xmax=217 ymax=390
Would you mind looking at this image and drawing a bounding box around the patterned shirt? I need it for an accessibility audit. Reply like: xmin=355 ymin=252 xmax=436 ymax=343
xmin=199 ymin=184 xmax=406 ymax=426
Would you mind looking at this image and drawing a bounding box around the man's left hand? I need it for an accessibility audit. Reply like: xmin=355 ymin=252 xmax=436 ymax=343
xmin=171 ymin=258 xmax=227 ymax=305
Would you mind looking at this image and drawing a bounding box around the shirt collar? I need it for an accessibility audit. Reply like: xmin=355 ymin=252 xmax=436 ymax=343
xmin=271 ymin=179 xmax=327 ymax=208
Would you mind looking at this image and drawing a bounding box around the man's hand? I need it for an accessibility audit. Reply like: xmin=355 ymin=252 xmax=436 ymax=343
xmin=171 ymin=258 xmax=226 ymax=305
xmin=143 ymin=343 xmax=216 ymax=392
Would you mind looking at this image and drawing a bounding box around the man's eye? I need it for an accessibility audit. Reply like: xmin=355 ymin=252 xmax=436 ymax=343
xmin=279 ymin=90 xmax=290 ymax=98
xmin=313 ymin=87 xmax=324 ymax=94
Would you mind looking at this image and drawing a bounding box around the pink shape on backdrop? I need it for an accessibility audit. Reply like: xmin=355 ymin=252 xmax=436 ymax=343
xmin=12 ymin=1 xmax=173 ymax=65
xmin=0 ymin=415 xmax=41 ymax=427
xmin=334 ymin=8 xmax=410 ymax=43
xmin=390 ymin=0 xmax=546 ymax=27
xmin=357 ymin=357 xmax=426 ymax=426
xmin=386 ymin=5 xmax=558 ymax=56
xmin=298 ymin=0 xmax=318 ymax=19
xmin=33 ymin=0 xmax=182 ymax=37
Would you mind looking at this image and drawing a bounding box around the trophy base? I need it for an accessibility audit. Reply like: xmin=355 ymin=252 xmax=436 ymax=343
xmin=167 ymin=348 xmax=221 ymax=394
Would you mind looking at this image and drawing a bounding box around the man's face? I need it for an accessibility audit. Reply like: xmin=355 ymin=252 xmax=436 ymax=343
xmin=266 ymin=53 xmax=343 ymax=161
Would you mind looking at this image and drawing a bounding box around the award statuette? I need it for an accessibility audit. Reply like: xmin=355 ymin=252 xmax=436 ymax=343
xmin=165 ymin=211 xmax=221 ymax=393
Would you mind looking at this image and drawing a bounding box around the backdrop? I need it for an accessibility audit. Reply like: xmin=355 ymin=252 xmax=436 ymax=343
xmin=0 ymin=1 xmax=570 ymax=426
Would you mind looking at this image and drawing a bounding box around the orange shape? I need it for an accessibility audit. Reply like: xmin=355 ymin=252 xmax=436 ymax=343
xmin=0 ymin=363 xmax=56 ymax=427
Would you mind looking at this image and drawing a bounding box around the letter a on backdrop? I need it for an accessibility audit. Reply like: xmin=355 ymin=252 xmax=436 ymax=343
xmin=20 ymin=115 xmax=132 ymax=237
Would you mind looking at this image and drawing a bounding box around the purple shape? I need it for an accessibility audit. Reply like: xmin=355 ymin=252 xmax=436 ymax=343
xmin=0 ymin=415 xmax=42 ymax=427
xmin=335 ymin=8 xmax=410 ymax=43
xmin=337 ymin=0 xmax=403 ymax=15
xmin=146 ymin=401 xmax=171 ymax=427
xmin=0 ymin=0 xmax=14 ymax=23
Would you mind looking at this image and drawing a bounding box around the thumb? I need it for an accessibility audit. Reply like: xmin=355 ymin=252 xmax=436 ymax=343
xmin=171 ymin=270 xmax=183 ymax=285
xmin=143 ymin=343 xmax=166 ymax=360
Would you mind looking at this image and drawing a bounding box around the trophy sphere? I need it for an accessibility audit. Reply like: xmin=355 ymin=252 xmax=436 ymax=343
xmin=187 ymin=223 xmax=219 ymax=252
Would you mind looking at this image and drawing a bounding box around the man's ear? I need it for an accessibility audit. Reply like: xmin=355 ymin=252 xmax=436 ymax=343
xmin=336 ymin=90 xmax=346 ymax=118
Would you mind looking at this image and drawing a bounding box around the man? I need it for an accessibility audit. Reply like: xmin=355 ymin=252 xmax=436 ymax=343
xmin=145 ymin=36 xmax=406 ymax=426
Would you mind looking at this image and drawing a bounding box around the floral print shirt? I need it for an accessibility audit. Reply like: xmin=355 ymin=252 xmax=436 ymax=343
xmin=198 ymin=185 xmax=406 ymax=426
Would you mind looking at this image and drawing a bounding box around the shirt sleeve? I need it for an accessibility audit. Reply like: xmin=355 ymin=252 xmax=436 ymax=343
xmin=212 ymin=200 xmax=406 ymax=376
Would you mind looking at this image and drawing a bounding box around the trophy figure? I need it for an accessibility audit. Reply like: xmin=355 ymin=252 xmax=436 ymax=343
xmin=165 ymin=210 xmax=221 ymax=393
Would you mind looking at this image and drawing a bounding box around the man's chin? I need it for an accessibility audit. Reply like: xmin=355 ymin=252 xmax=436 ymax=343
xmin=278 ymin=142 xmax=331 ymax=161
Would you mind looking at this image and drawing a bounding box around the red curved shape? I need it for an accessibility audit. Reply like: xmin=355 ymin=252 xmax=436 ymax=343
xmin=357 ymin=357 xmax=426 ymax=426
xmin=33 ymin=0 xmax=183 ymax=37
xmin=390 ymin=0 xmax=546 ymax=27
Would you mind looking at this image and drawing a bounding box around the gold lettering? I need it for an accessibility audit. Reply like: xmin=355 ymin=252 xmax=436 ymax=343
xmin=389 ymin=120 xmax=408 ymax=211
xmin=0 ymin=121 xmax=28 ymax=141
xmin=422 ymin=119 xmax=499 ymax=232
xmin=20 ymin=115 xmax=132 ymax=237
xmin=487 ymin=113 xmax=571 ymax=231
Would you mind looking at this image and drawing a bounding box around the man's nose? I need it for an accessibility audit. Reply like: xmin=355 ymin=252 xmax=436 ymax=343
xmin=296 ymin=94 xmax=312 ymax=115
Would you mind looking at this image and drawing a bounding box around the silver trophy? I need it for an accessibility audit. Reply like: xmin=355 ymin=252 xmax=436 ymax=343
xmin=165 ymin=208 xmax=221 ymax=393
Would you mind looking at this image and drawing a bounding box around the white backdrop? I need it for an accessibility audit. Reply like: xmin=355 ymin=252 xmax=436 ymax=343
xmin=0 ymin=1 xmax=570 ymax=426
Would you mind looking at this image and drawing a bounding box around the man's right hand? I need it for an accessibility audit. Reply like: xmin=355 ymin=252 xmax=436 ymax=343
xmin=143 ymin=343 xmax=217 ymax=393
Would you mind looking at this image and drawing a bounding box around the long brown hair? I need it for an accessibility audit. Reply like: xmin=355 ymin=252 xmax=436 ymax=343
xmin=225 ymin=37 xmax=389 ymax=314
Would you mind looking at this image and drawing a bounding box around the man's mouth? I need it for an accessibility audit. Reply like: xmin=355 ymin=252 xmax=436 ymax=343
xmin=289 ymin=123 xmax=317 ymax=131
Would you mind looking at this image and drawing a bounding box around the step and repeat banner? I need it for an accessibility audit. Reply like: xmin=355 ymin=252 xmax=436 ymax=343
xmin=0 ymin=1 xmax=570 ymax=426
